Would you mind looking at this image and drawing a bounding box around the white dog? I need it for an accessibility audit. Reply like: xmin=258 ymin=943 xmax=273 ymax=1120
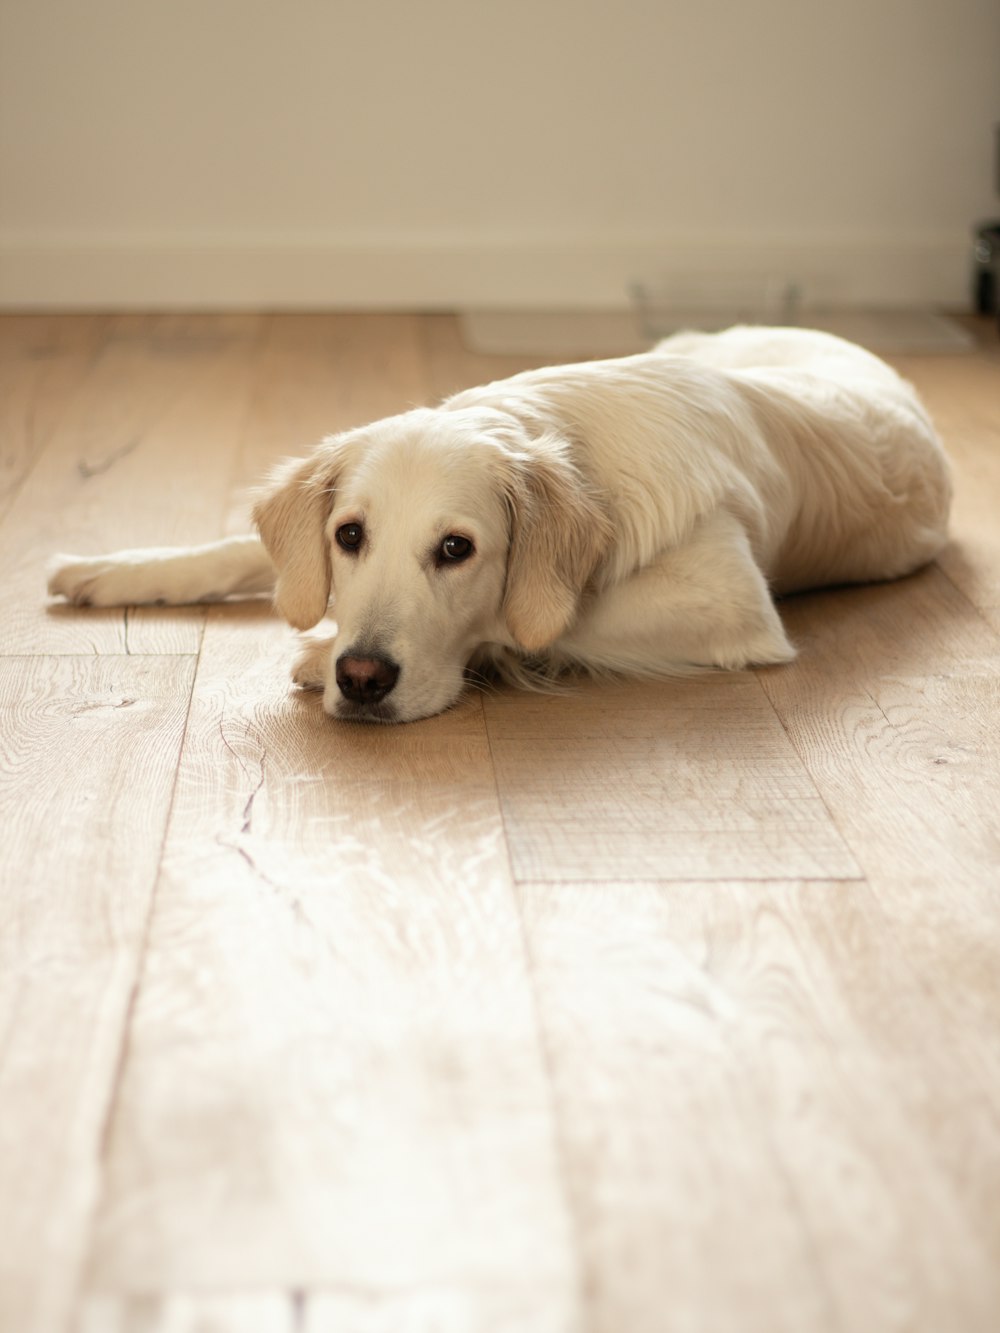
xmin=48 ymin=326 xmax=951 ymax=724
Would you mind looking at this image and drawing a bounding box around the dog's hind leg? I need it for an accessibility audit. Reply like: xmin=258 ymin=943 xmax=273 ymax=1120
xmin=47 ymin=535 xmax=275 ymax=608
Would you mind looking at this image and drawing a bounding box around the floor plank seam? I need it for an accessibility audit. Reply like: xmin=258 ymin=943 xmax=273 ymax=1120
xmin=752 ymin=666 xmax=869 ymax=883
xmin=218 ymin=313 xmax=273 ymax=540
xmin=931 ymin=560 xmax=1000 ymax=645
xmin=0 ymin=319 xmax=114 ymax=525
xmin=480 ymin=704 xmax=593 ymax=1333
xmin=74 ymin=643 xmax=205 ymax=1314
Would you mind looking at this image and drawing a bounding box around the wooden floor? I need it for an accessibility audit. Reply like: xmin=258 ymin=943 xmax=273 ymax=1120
xmin=2 ymin=313 xmax=999 ymax=1333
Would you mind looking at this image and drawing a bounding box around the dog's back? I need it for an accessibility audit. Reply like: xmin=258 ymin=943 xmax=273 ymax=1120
xmin=675 ymin=327 xmax=952 ymax=592
xmin=448 ymin=326 xmax=952 ymax=596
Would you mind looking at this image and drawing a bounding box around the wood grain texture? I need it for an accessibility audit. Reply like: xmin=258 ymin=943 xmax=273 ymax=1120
xmin=0 ymin=314 xmax=263 ymax=656
xmin=518 ymin=877 xmax=1000 ymax=1333
xmin=78 ymin=1294 xmax=294 ymax=1333
xmin=0 ymin=316 xmax=998 ymax=1333
xmin=82 ymin=606 xmax=578 ymax=1313
xmin=0 ymin=655 xmax=195 ymax=1333
xmin=0 ymin=314 xmax=112 ymax=520
xmin=78 ymin=1288 xmax=574 ymax=1333
xmin=760 ymin=649 xmax=1000 ymax=1082
xmin=896 ymin=339 xmax=1000 ymax=624
xmin=303 ymin=1288 xmax=579 ymax=1333
xmin=485 ymin=673 xmax=860 ymax=881
xmin=224 ymin=313 xmax=429 ymax=532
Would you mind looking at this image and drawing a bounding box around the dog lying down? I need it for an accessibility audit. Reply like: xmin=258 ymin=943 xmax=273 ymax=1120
xmin=48 ymin=325 xmax=951 ymax=724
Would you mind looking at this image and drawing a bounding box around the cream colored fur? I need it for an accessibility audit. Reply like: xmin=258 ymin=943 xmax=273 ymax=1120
xmin=48 ymin=326 xmax=951 ymax=724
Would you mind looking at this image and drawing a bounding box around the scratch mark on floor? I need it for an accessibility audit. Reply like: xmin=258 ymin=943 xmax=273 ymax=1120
xmin=78 ymin=436 xmax=142 ymax=479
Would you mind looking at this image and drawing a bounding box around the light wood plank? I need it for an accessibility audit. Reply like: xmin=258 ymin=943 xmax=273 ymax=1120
xmin=891 ymin=345 xmax=1000 ymax=623
xmin=0 ymin=314 xmax=264 ymax=656
xmin=777 ymin=562 xmax=1000 ymax=679
xmin=419 ymin=312 xmax=552 ymax=402
xmin=760 ymin=553 xmax=1000 ymax=1173
xmin=225 ymin=313 xmax=429 ymax=531
xmin=0 ymin=655 xmax=196 ymax=1333
xmin=761 ymin=660 xmax=1000 ymax=1070
xmin=519 ymin=879 xmax=839 ymax=1333
xmin=78 ymin=1293 xmax=294 ymax=1333
xmin=303 ymin=1288 xmax=578 ymax=1333
xmin=518 ymin=876 xmax=1000 ymax=1333
xmin=79 ymin=1286 xmax=576 ymax=1333
xmin=0 ymin=313 xmax=103 ymax=355
xmin=82 ymin=606 xmax=579 ymax=1317
xmin=0 ymin=314 xmax=113 ymax=520
xmin=765 ymin=568 xmax=1000 ymax=886
xmin=485 ymin=673 xmax=860 ymax=882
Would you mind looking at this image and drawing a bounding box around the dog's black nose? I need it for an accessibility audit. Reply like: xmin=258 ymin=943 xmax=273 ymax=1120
xmin=336 ymin=653 xmax=400 ymax=705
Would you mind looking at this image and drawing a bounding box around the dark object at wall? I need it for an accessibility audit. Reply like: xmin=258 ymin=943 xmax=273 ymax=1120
xmin=973 ymin=222 xmax=1000 ymax=315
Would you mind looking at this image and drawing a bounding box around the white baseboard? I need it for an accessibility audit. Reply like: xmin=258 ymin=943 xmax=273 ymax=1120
xmin=0 ymin=231 xmax=972 ymax=310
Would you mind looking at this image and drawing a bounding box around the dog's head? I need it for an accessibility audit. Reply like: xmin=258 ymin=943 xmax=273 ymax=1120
xmin=253 ymin=405 xmax=611 ymax=722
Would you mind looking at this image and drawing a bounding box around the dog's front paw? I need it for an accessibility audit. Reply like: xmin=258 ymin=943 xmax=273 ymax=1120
xmin=292 ymin=633 xmax=336 ymax=691
xmin=47 ymin=554 xmax=129 ymax=607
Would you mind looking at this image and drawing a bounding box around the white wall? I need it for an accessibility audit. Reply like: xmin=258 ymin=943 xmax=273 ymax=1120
xmin=1 ymin=0 xmax=997 ymax=309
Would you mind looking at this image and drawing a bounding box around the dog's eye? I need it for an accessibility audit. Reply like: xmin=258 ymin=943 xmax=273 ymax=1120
xmin=438 ymin=535 xmax=474 ymax=565
xmin=336 ymin=522 xmax=364 ymax=552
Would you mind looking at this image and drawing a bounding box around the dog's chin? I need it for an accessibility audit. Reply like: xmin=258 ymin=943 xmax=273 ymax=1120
xmin=329 ymin=697 xmax=400 ymax=726
xmin=326 ymin=684 xmax=465 ymax=725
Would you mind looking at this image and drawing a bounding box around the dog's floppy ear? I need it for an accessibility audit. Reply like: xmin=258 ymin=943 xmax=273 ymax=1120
xmin=502 ymin=433 xmax=612 ymax=653
xmin=252 ymin=439 xmax=345 ymax=630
